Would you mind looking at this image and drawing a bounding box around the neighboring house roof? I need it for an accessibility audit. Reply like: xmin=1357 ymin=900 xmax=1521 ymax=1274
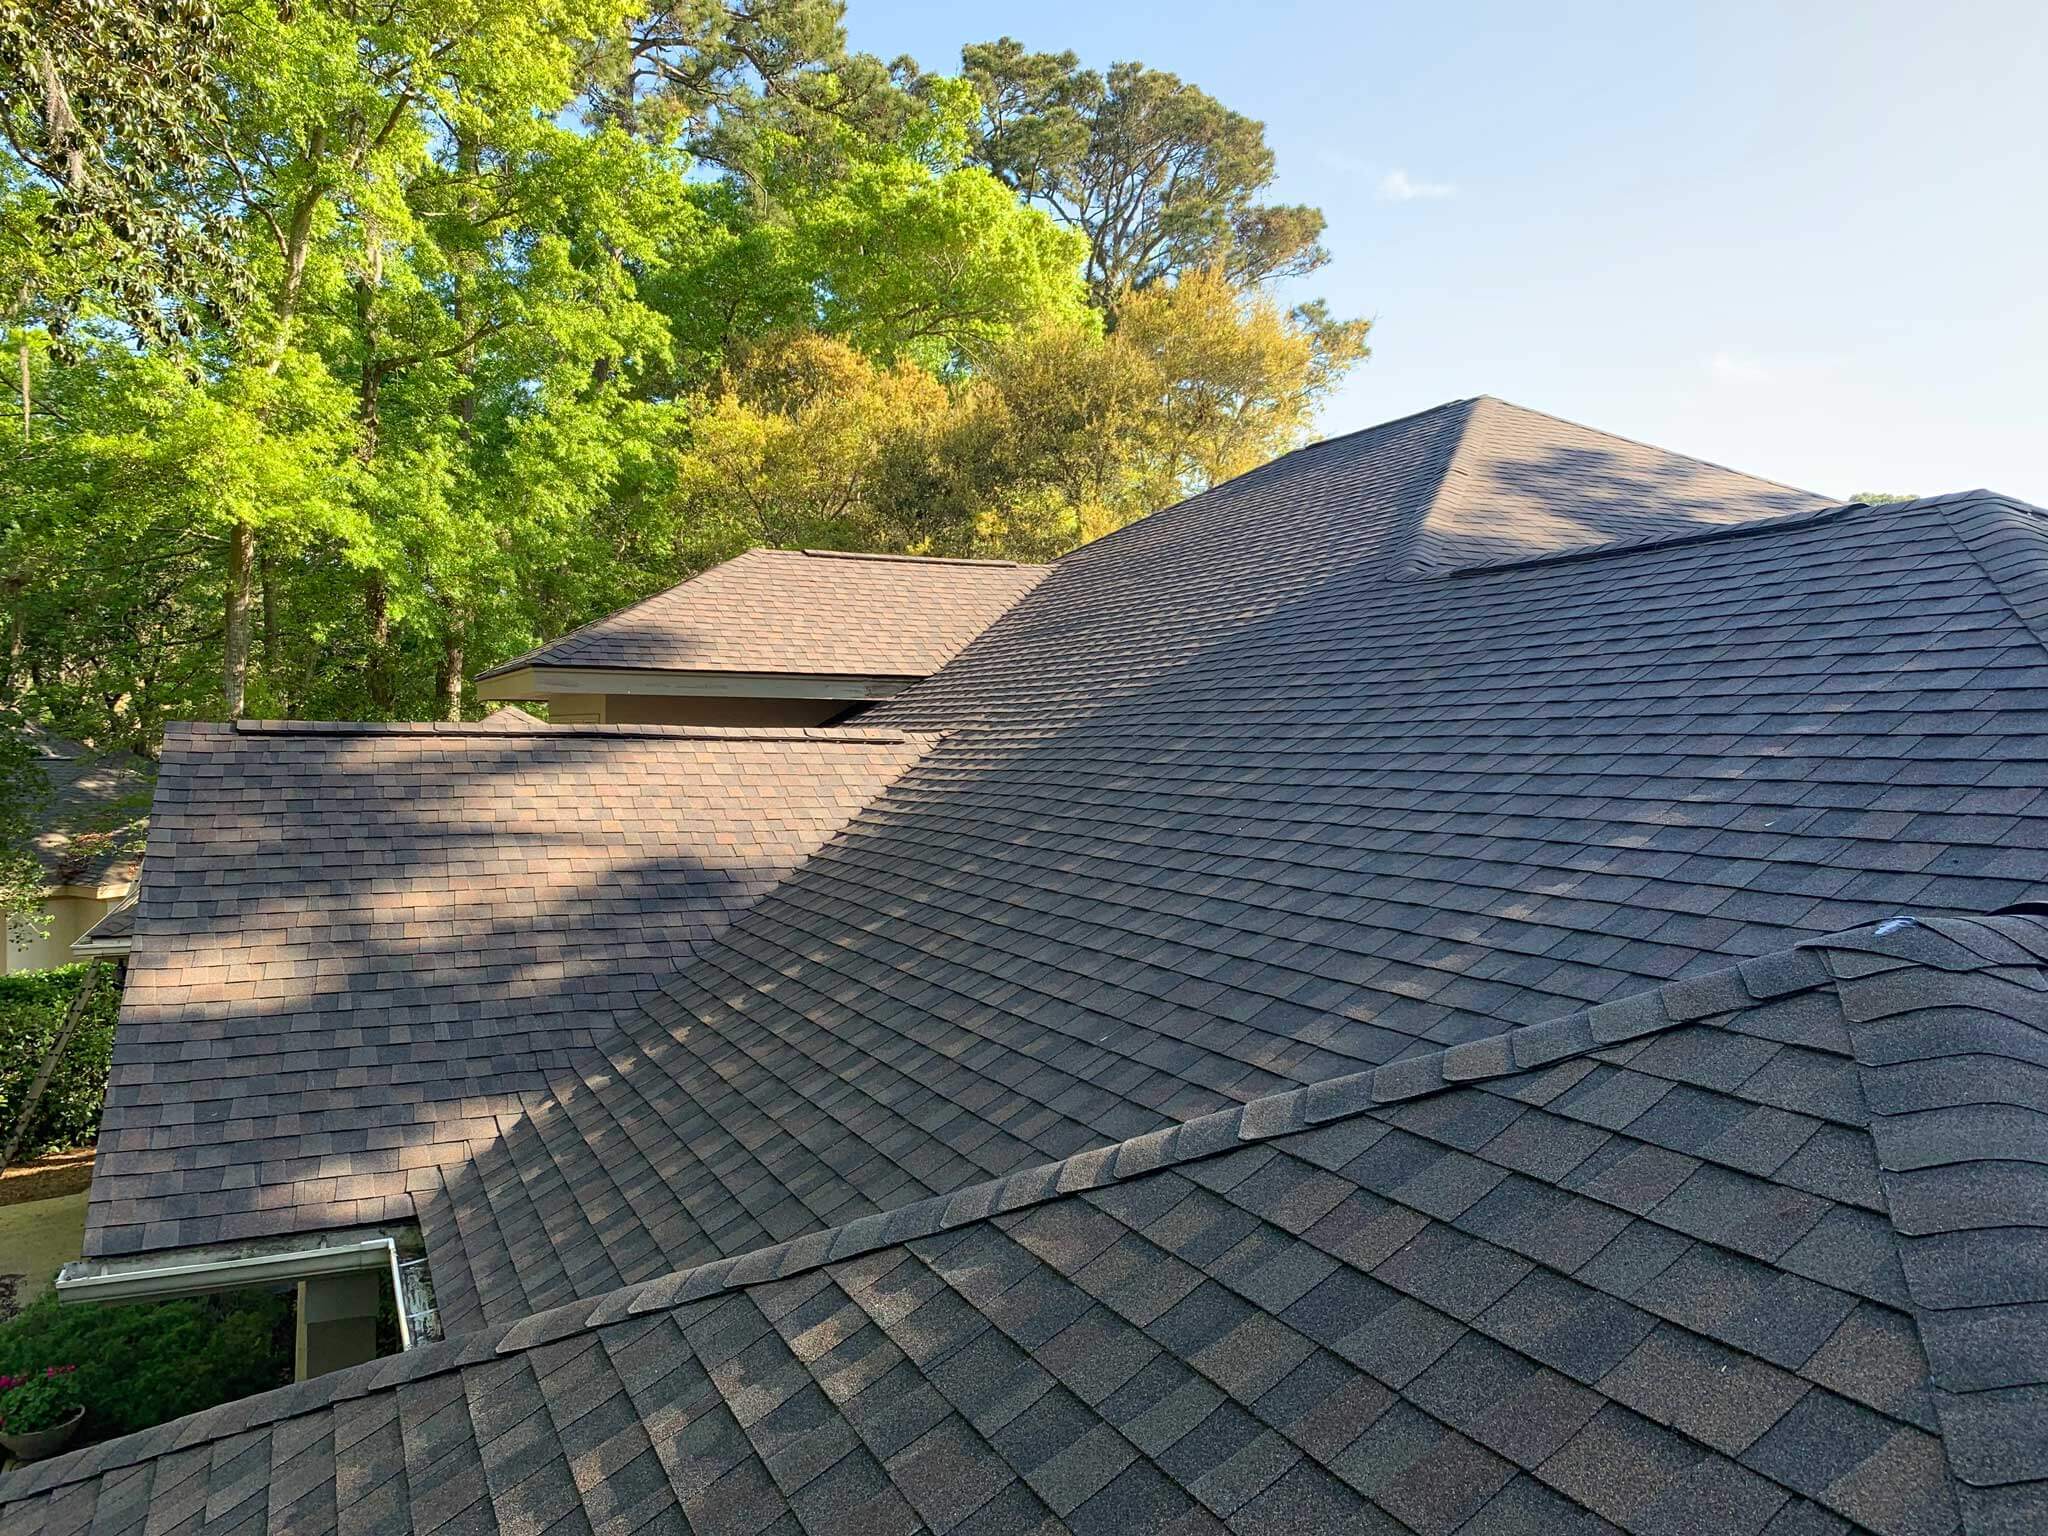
xmin=6 ymin=914 xmax=2046 ymax=1534
xmin=17 ymin=396 xmax=2048 ymax=1533
xmin=80 ymin=718 xmax=936 ymax=1258
xmin=68 ymin=894 xmax=135 ymax=958
xmin=475 ymin=547 xmax=1051 ymax=686
xmin=24 ymin=729 xmax=149 ymax=893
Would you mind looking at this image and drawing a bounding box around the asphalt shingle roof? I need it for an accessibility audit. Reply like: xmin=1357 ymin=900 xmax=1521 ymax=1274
xmin=475 ymin=548 xmax=1050 ymax=682
xmin=6 ymin=915 xmax=2045 ymax=1535
xmin=81 ymin=719 xmax=936 ymax=1259
xmin=17 ymin=397 xmax=2048 ymax=1535
xmin=23 ymin=729 xmax=149 ymax=891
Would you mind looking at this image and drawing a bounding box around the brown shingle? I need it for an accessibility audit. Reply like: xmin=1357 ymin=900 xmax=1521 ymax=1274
xmin=83 ymin=718 xmax=935 ymax=1261
xmin=476 ymin=548 xmax=1048 ymax=682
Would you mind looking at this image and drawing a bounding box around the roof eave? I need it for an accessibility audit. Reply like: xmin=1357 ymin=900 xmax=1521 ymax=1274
xmin=475 ymin=663 xmax=925 ymax=703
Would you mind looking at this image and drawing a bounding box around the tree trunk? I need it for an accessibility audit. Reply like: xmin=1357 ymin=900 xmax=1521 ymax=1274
xmin=439 ymin=629 xmax=464 ymax=722
xmin=260 ymin=545 xmax=279 ymax=667
xmin=364 ymin=574 xmax=394 ymax=717
xmin=264 ymin=129 xmax=329 ymax=376
xmin=223 ymin=520 xmax=254 ymax=717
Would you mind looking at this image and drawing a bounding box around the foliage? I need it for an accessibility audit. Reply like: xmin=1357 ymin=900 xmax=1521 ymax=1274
xmin=666 ymin=270 xmax=1369 ymax=565
xmin=0 ymin=709 xmax=44 ymax=926
xmin=0 ymin=0 xmax=248 ymax=343
xmin=954 ymin=38 xmax=1329 ymax=303
xmin=0 ymin=1290 xmax=292 ymax=1444
xmin=0 ymin=0 xmax=1371 ymax=751
xmin=1850 ymin=491 xmax=1916 ymax=505
xmin=0 ymin=963 xmax=119 ymax=1158
xmin=0 ymin=1362 xmax=79 ymax=1434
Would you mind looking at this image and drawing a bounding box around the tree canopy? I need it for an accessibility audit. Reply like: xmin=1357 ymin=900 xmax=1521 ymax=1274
xmin=0 ymin=0 xmax=1369 ymax=791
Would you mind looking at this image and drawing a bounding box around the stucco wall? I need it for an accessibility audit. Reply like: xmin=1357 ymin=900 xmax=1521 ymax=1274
xmin=5 ymin=893 xmax=114 ymax=973
xmin=541 ymin=693 xmax=851 ymax=728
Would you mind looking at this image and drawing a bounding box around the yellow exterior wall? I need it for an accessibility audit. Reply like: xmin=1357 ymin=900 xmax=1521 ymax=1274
xmin=5 ymin=893 xmax=116 ymax=973
xmin=541 ymin=693 xmax=849 ymax=728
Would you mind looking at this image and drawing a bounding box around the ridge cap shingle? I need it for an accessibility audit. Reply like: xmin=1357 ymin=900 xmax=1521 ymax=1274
xmin=1936 ymin=492 xmax=2048 ymax=656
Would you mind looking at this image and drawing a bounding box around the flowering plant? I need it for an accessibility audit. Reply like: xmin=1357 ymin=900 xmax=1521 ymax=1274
xmin=0 ymin=1365 xmax=82 ymax=1434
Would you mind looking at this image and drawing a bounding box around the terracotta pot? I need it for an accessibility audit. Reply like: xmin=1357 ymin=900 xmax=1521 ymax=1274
xmin=0 ymin=1405 xmax=84 ymax=1463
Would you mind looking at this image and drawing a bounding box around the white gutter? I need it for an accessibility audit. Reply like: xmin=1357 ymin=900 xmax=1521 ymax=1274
xmin=57 ymin=1237 xmax=412 ymax=1349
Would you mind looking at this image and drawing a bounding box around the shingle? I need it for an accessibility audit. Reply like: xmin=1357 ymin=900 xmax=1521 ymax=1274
xmin=1597 ymin=1324 xmax=1810 ymax=1454
xmin=1481 ymin=1268 xmax=1658 ymax=1384
xmin=1459 ymin=1472 xmax=1621 ymax=1536
xmin=33 ymin=409 xmax=2048 ymax=1536
xmin=1737 ymin=1390 xmax=1896 ymax=1502
xmin=1229 ymin=1460 xmax=1406 ymax=1536
xmin=883 ymin=1416 xmax=1016 ymax=1534
xmin=1537 ymin=1403 xmax=1704 ymax=1526
xmin=1628 ymin=1456 xmax=1790 ymax=1536
xmin=1064 ymin=1459 xmax=1212 ymax=1536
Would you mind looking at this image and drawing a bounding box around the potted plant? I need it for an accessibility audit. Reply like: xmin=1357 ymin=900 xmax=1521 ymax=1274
xmin=0 ymin=1365 xmax=84 ymax=1462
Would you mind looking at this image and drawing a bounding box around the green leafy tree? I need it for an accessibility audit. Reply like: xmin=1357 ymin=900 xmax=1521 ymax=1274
xmin=0 ymin=0 xmax=248 ymax=352
xmin=954 ymin=39 xmax=1329 ymax=303
xmin=0 ymin=0 xmax=1374 ymax=746
xmin=0 ymin=709 xmax=43 ymax=928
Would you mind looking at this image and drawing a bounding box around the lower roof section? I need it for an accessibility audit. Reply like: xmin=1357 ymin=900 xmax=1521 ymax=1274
xmin=8 ymin=915 xmax=2044 ymax=1536
xmin=83 ymin=718 xmax=937 ymax=1263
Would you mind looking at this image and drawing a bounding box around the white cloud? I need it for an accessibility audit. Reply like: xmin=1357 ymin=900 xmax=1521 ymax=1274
xmin=1377 ymin=169 xmax=1456 ymax=202
xmin=1708 ymin=349 xmax=1772 ymax=383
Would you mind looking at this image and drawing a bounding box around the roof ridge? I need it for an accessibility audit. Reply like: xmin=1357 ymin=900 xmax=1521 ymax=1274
xmin=15 ymin=913 xmax=2047 ymax=1507
xmin=1935 ymin=493 xmax=2048 ymax=656
xmin=1064 ymin=397 xmax=1482 ymax=563
xmin=797 ymin=548 xmax=1040 ymax=570
xmin=1429 ymin=495 xmax=1874 ymax=580
xmin=506 ymin=913 xmax=2046 ymax=1355
xmin=1813 ymin=908 xmax=2048 ymax=1534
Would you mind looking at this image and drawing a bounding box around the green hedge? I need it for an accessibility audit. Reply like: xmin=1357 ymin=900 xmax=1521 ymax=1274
xmin=0 ymin=963 xmax=119 ymax=1159
xmin=0 ymin=1289 xmax=294 ymax=1445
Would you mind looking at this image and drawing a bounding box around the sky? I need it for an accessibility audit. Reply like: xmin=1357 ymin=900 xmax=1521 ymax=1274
xmin=846 ymin=0 xmax=2048 ymax=503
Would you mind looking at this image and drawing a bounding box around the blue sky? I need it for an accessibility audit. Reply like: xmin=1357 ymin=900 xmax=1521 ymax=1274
xmin=847 ymin=0 xmax=2047 ymax=502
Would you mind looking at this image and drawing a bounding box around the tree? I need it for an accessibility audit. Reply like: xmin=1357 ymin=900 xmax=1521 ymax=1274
xmin=0 ymin=0 xmax=1375 ymax=747
xmin=654 ymin=270 xmax=1370 ymax=568
xmin=955 ymin=39 xmax=1329 ymax=304
xmin=944 ymin=269 xmax=1369 ymax=559
xmin=0 ymin=0 xmax=248 ymax=354
xmin=0 ymin=709 xmax=44 ymax=933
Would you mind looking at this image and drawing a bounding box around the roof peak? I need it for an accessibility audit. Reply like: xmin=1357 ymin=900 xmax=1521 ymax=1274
xmin=1397 ymin=394 xmax=1834 ymax=578
xmin=1461 ymin=394 xmax=1823 ymax=501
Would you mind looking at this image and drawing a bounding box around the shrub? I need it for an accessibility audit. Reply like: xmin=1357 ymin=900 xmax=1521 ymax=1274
xmin=0 ymin=1364 xmax=81 ymax=1433
xmin=0 ymin=1289 xmax=293 ymax=1444
xmin=0 ymin=963 xmax=120 ymax=1159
